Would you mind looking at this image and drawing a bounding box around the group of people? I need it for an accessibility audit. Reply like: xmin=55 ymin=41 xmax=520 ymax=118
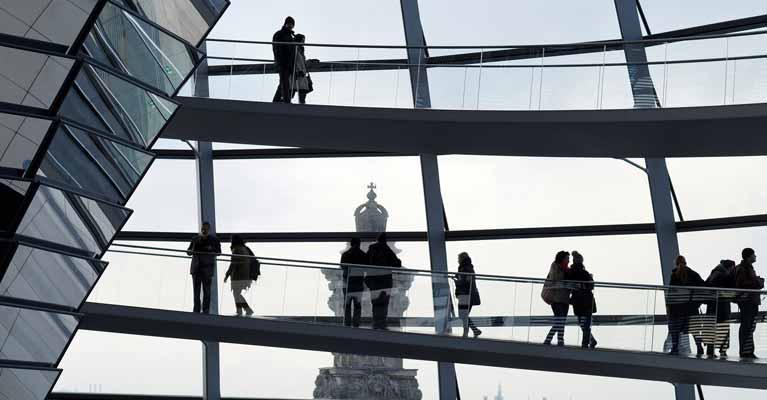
xmin=272 ymin=16 xmax=314 ymax=104
xmin=541 ymin=248 xmax=764 ymax=359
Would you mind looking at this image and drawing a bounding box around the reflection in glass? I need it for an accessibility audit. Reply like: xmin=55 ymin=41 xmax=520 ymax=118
xmin=0 ymin=366 xmax=59 ymax=400
xmin=0 ymin=244 xmax=104 ymax=308
xmin=16 ymin=185 xmax=131 ymax=257
xmin=0 ymin=305 xmax=78 ymax=363
xmin=117 ymin=0 xmax=229 ymax=46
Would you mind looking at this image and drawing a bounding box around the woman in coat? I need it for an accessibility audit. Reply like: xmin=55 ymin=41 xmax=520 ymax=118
xmin=567 ymin=251 xmax=598 ymax=349
xmin=703 ymin=259 xmax=736 ymax=358
xmin=224 ymin=234 xmax=253 ymax=316
xmin=454 ymin=252 xmax=482 ymax=337
xmin=291 ymin=34 xmax=311 ymax=104
xmin=542 ymin=251 xmax=571 ymax=346
xmin=667 ymin=255 xmax=705 ymax=355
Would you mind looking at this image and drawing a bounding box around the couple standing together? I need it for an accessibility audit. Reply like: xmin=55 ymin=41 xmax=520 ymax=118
xmin=272 ymin=16 xmax=313 ymax=104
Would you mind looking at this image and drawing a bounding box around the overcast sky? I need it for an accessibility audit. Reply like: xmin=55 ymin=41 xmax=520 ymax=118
xmin=56 ymin=1 xmax=767 ymax=399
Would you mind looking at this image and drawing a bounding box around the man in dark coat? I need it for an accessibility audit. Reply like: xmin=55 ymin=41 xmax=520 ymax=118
xmin=187 ymin=221 xmax=221 ymax=313
xmin=365 ymin=233 xmax=401 ymax=329
xmin=735 ymin=248 xmax=764 ymax=359
xmin=341 ymin=237 xmax=367 ymax=327
xmin=272 ymin=16 xmax=296 ymax=103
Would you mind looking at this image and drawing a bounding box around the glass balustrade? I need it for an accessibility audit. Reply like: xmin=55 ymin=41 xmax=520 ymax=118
xmin=188 ymin=30 xmax=767 ymax=110
xmin=94 ymin=243 xmax=767 ymax=364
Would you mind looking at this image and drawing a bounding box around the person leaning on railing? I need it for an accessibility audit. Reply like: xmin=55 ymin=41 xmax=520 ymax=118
xmin=541 ymin=251 xmax=571 ymax=346
xmin=667 ymin=255 xmax=705 ymax=356
xmin=735 ymin=247 xmax=764 ymax=360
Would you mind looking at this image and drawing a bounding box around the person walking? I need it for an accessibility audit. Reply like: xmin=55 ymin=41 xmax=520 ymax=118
xmin=541 ymin=251 xmax=571 ymax=346
xmin=291 ymin=34 xmax=313 ymax=104
xmin=454 ymin=252 xmax=482 ymax=338
xmin=224 ymin=235 xmax=257 ymax=317
xmin=272 ymin=16 xmax=296 ymax=103
xmin=667 ymin=255 xmax=706 ymax=356
xmin=703 ymin=259 xmax=736 ymax=358
xmin=365 ymin=233 xmax=401 ymax=329
xmin=735 ymin=248 xmax=764 ymax=359
xmin=567 ymin=251 xmax=598 ymax=349
xmin=341 ymin=237 xmax=368 ymax=327
xmin=187 ymin=222 xmax=221 ymax=314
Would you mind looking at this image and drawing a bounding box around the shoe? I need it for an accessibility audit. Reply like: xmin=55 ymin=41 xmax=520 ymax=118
xmin=741 ymin=353 xmax=759 ymax=360
xmin=245 ymin=309 xmax=254 ymax=317
xmin=473 ymin=329 xmax=483 ymax=338
xmin=543 ymin=340 xmax=552 ymax=346
xmin=696 ymin=344 xmax=705 ymax=357
xmin=589 ymin=338 xmax=598 ymax=349
xmin=719 ymin=351 xmax=728 ymax=359
xmin=557 ymin=342 xmax=565 ymax=347
xmin=669 ymin=349 xmax=680 ymax=356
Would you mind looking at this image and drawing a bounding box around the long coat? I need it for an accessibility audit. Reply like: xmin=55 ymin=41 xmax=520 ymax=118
xmin=455 ymin=260 xmax=481 ymax=307
xmin=226 ymin=244 xmax=251 ymax=292
xmin=667 ymin=267 xmax=705 ymax=317
xmin=542 ymin=263 xmax=570 ymax=305
xmin=567 ymin=263 xmax=596 ymax=316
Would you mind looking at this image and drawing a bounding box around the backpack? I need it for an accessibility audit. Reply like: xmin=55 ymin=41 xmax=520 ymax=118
xmin=245 ymin=246 xmax=260 ymax=280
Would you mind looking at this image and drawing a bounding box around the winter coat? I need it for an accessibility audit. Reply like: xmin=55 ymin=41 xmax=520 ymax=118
xmin=567 ymin=263 xmax=596 ymax=316
xmin=735 ymin=262 xmax=764 ymax=306
xmin=341 ymin=247 xmax=368 ymax=279
xmin=367 ymin=242 xmax=401 ymax=275
xmin=272 ymin=27 xmax=295 ymax=71
xmin=187 ymin=234 xmax=222 ymax=277
xmin=667 ymin=267 xmax=705 ymax=317
xmin=541 ymin=262 xmax=570 ymax=305
xmin=292 ymin=49 xmax=310 ymax=91
xmin=225 ymin=245 xmax=251 ymax=292
xmin=455 ymin=259 xmax=481 ymax=307
xmin=705 ymin=262 xmax=736 ymax=321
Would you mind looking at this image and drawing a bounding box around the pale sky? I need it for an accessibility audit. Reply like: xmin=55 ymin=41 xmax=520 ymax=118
xmin=56 ymin=1 xmax=767 ymax=399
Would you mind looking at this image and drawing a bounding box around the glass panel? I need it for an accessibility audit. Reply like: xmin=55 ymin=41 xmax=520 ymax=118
xmin=0 ymin=305 xmax=77 ymax=363
xmin=214 ymin=157 xmax=427 ymax=232
xmin=0 ymin=113 xmax=52 ymax=171
xmin=61 ymin=63 xmax=178 ymax=148
xmin=0 ymin=45 xmax=75 ymax=109
xmin=0 ymin=366 xmax=59 ymax=400
xmin=123 ymin=160 xmax=197 ymax=232
xmin=0 ymin=243 xmax=104 ymax=308
xmin=0 ymin=0 xmax=97 ymax=47
xmin=116 ymin=0 xmax=228 ymax=45
xmin=85 ymin=1 xmax=204 ymax=96
xmin=16 ymin=184 xmax=131 ymax=256
xmin=640 ymin=0 xmax=765 ymax=33
xmin=38 ymin=124 xmax=153 ymax=204
xmin=0 ymin=179 xmax=31 ymax=232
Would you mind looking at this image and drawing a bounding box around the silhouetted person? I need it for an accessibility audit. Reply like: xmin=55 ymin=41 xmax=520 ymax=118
xmin=735 ymin=248 xmax=764 ymax=359
xmin=365 ymin=233 xmax=401 ymax=329
xmin=542 ymin=251 xmax=571 ymax=346
xmin=704 ymin=259 xmax=736 ymax=358
xmin=187 ymin=222 xmax=221 ymax=313
xmin=453 ymin=252 xmax=482 ymax=338
xmin=272 ymin=16 xmax=296 ymax=103
xmin=567 ymin=251 xmax=597 ymax=349
xmin=667 ymin=255 xmax=705 ymax=356
xmin=341 ymin=237 xmax=367 ymax=327
xmin=224 ymin=234 xmax=256 ymax=316
xmin=291 ymin=34 xmax=313 ymax=104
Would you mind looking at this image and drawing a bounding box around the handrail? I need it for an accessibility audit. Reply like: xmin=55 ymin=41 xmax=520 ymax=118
xmin=108 ymin=243 xmax=767 ymax=295
xmin=205 ymin=29 xmax=767 ymax=50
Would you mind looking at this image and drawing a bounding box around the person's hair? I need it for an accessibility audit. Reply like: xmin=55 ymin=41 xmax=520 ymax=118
xmin=458 ymin=252 xmax=471 ymax=265
xmin=572 ymin=250 xmax=583 ymax=264
xmin=284 ymin=16 xmax=295 ymax=26
xmin=350 ymin=237 xmax=361 ymax=247
xmin=294 ymin=33 xmax=305 ymax=42
xmin=377 ymin=232 xmax=387 ymax=243
xmin=721 ymin=259 xmax=736 ymax=269
xmin=201 ymin=221 xmax=210 ymax=227
xmin=554 ymin=251 xmax=570 ymax=264
xmin=674 ymin=255 xmax=689 ymax=283
xmin=742 ymin=247 xmax=755 ymax=260
xmin=231 ymin=234 xmax=245 ymax=247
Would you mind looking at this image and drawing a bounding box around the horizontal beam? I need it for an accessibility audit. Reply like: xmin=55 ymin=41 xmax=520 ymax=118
xmin=153 ymin=148 xmax=411 ymax=160
xmin=161 ymin=97 xmax=767 ymax=158
xmin=112 ymin=214 xmax=767 ymax=243
xmin=48 ymin=394 xmax=301 ymax=400
xmin=78 ymin=303 xmax=767 ymax=389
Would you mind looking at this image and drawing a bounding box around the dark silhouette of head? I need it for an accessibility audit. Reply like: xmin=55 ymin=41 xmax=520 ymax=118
xmin=721 ymin=259 xmax=736 ymax=270
xmin=458 ymin=251 xmax=471 ymax=265
xmin=742 ymin=247 xmax=756 ymax=263
xmin=284 ymin=16 xmax=295 ymax=29
xmin=201 ymin=221 xmax=210 ymax=237
xmin=554 ymin=251 xmax=570 ymax=267
xmin=231 ymin=234 xmax=245 ymax=247
xmin=572 ymin=251 xmax=584 ymax=264
xmin=377 ymin=232 xmax=387 ymax=244
xmin=295 ymin=33 xmax=305 ymax=43
xmin=350 ymin=237 xmax=361 ymax=248
xmin=675 ymin=255 xmax=687 ymax=268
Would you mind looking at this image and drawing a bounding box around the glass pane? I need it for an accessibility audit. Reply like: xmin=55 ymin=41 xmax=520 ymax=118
xmin=38 ymin=124 xmax=153 ymax=204
xmin=0 ymin=366 xmax=59 ymax=400
xmin=123 ymin=160 xmax=198 ymax=232
xmin=214 ymin=157 xmax=427 ymax=232
xmin=0 ymin=112 xmax=51 ymax=171
xmin=0 ymin=305 xmax=78 ymax=363
xmin=61 ymin=63 xmax=178 ymax=148
xmin=640 ymin=0 xmax=765 ymax=33
xmin=0 ymin=0 xmax=97 ymax=47
xmin=0 ymin=243 xmax=104 ymax=308
xmin=123 ymin=0 xmax=228 ymax=46
xmin=0 ymin=45 xmax=75 ymax=109
xmin=0 ymin=179 xmax=31 ymax=232
xmin=16 ymin=184 xmax=131 ymax=256
xmin=85 ymin=1 xmax=204 ymax=96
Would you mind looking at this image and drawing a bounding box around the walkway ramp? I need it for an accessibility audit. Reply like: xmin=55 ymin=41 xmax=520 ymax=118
xmin=79 ymin=302 xmax=767 ymax=389
xmin=161 ymin=97 xmax=767 ymax=158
